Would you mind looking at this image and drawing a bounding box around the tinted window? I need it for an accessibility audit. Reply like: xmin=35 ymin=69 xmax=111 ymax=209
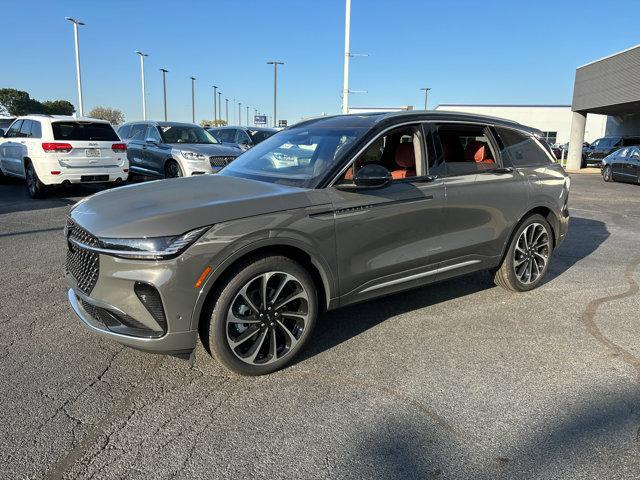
xmin=622 ymin=137 xmax=640 ymax=147
xmin=236 ymin=129 xmax=252 ymax=144
xmin=129 ymin=124 xmax=147 ymax=141
xmin=19 ymin=120 xmax=33 ymax=137
xmin=5 ymin=120 xmax=23 ymax=138
xmin=158 ymin=125 xmax=218 ymax=144
xmin=30 ymin=120 xmax=42 ymax=138
xmin=118 ymin=124 xmax=132 ymax=139
xmin=248 ymin=129 xmax=275 ymax=143
xmin=433 ymin=124 xmax=497 ymax=176
xmin=52 ymin=122 xmax=119 ymax=141
xmin=216 ymin=129 xmax=238 ymax=143
xmin=146 ymin=125 xmax=162 ymax=142
xmin=495 ymin=127 xmax=551 ymax=167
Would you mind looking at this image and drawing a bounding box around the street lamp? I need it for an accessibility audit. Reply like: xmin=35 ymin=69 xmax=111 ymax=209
xmin=238 ymin=102 xmax=242 ymax=126
xmin=246 ymin=106 xmax=249 ymax=127
xmin=420 ymin=87 xmax=431 ymax=110
xmin=213 ymin=85 xmax=218 ymax=123
xmin=65 ymin=17 xmax=85 ymax=117
xmin=225 ymin=98 xmax=229 ymax=123
xmin=160 ymin=68 xmax=169 ymax=121
xmin=218 ymin=91 xmax=222 ymax=124
xmin=190 ymin=76 xmax=196 ymax=123
xmin=135 ymin=51 xmax=148 ymax=120
xmin=267 ymin=61 xmax=284 ymax=127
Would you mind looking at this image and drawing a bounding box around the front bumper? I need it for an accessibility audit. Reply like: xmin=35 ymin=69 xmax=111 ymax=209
xmin=68 ymin=288 xmax=197 ymax=354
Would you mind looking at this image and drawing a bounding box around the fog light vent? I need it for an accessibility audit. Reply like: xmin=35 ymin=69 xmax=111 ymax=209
xmin=134 ymin=282 xmax=167 ymax=333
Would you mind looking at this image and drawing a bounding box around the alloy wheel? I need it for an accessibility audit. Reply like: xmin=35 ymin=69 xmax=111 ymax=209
xmin=166 ymin=162 xmax=182 ymax=178
xmin=513 ymin=222 xmax=550 ymax=285
xmin=603 ymin=166 xmax=612 ymax=182
xmin=225 ymin=272 xmax=309 ymax=365
xmin=26 ymin=165 xmax=36 ymax=195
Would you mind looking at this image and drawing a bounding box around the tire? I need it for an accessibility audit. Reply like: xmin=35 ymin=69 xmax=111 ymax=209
xmin=25 ymin=161 xmax=47 ymax=198
xmin=202 ymin=255 xmax=318 ymax=375
xmin=494 ymin=214 xmax=553 ymax=292
xmin=602 ymin=165 xmax=613 ymax=182
xmin=164 ymin=160 xmax=183 ymax=178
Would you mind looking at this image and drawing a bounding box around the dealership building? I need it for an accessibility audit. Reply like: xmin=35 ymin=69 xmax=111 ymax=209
xmin=434 ymin=104 xmax=607 ymax=145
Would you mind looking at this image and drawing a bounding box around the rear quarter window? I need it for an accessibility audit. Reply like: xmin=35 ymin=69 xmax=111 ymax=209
xmin=52 ymin=122 xmax=119 ymax=141
xmin=495 ymin=127 xmax=551 ymax=168
xmin=118 ymin=124 xmax=132 ymax=139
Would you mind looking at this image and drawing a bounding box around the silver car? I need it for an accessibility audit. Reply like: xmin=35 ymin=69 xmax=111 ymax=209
xmin=66 ymin=111 xmax=570 ymax=375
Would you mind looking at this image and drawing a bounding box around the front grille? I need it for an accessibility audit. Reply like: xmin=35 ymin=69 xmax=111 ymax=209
xmin=79 ymin=297 xmax=162 ymax=338
xmin=65 ymin=219 xmax=100 ymax=295
xmin=209 ymin=156 xmax=235 ymax=168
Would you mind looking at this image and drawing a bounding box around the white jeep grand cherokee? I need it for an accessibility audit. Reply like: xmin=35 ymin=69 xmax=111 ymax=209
xmin=0 ymin=115 xmax=129 ymax=198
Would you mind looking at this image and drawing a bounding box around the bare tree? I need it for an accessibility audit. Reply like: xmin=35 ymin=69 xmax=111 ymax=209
xmin=88 ymin=106 xmax=125 ymax=125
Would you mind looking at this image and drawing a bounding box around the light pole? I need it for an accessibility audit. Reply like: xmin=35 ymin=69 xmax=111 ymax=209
xmin=160 ymin=68 xmax=168 ymax=121
xmin=225 ymin=98 xmax=229 ymax=123
xmin=246 ymin=106 xmax=249 ymax=127
xmin=190 ymin=76 xmax=196 ymax=123
xmin=135 ymin=51 xmax=148 ymax=120
xmin=232 ymin=98 xmax=236 ymax=124
xmin=218 ymin=92 xmax=222 ymax=124
xmin=267 ymin=61 xmax=284 ymax=127
xmin=238 ymin=102 xmax=242 ymax=126
xmin=420 ymin=87 xmax=431 ymax=110
xmin=213 ymin=85 xmax=218 ymax=124
xmin=66 ymin=17 xmax=85 ymax=117
xmin=254 ymin=108 xmax=258 ymax=126
xmin=342 ymin=0 xmax=351 ymax=114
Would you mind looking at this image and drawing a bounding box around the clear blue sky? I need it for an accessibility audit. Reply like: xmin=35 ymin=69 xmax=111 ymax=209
xmin=3 ymin=0 xmax=639 ymax=124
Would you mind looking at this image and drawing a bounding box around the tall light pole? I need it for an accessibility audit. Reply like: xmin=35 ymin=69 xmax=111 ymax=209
xmin=246 ymin=106 xmax=249 ymax=127
xmin=238 ymin=102 xmax=242 ymax=126
xmin=225 ymin=98 xmax=229 ymax=123
xmin=420 ymin=87 xmax=431 ymax=110
xmin=135 ymin=51 xmax=148 ymax=120
xmin=254 ymin=108 xmax=258 ymax=126
xmin=342 ymin=0 xmax=351 ymax=114
xmin=218 ymin=92 xmax=222 ymax=124
xmin=190 ymin=76 xmax=196 ymax=123
xmin=267 ymin=61 xmax=284 ymax=127
xmin=213 ymin=85 xmax=218 ymax=123
xmin=232 ymin=98 xmax=236 ymax=124
xmin=65 ymin=17 xmax=85 ymax=117
xmin=160 ymin=68 xmax=169 ymax=121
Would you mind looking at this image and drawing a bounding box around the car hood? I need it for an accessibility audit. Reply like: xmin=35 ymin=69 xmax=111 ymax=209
xmin=70 ymin=175 xmax=320 ymax=238
xmin=169 ymin=143 xmax=242 ymax=156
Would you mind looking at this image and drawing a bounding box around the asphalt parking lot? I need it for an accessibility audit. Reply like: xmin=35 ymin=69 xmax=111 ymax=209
xmin=1 ymin=173 xmax=639 ymax=479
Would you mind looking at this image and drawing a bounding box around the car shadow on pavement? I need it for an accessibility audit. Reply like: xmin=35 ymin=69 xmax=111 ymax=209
xmin=356 ymin=386 xmax=640 ymax=479
xmin=299 ymin=216 xmax=609 ymax=365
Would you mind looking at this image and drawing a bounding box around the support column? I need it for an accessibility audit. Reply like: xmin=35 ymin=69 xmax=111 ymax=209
xmin=567 ymin=111 xmax=587 ymax=170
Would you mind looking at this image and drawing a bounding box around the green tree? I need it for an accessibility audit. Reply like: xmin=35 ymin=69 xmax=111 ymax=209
xmin=0 ymin=88 xmax=76 ymax=116
xmin=43 ymin=100 xmax=76 ymax=116
xmin=88 ymin=106 xmax=125 ymax=125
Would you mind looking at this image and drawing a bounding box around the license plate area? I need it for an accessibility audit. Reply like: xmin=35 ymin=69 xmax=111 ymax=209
xmin=81 ymin=175 xmax=109 ymax=182
xmin=85 ymin=148 xmax=101 ymax=157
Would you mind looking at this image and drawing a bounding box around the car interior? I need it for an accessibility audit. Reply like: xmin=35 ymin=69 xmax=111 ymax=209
xmin=430 ymin=125 xmax=496 ymax=176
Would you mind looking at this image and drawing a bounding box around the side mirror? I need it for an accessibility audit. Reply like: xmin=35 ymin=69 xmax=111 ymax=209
xmin=145 ymin=137 xmax=158 ymax=145
xmin=353 ymin=164 xmax=392 ymax=188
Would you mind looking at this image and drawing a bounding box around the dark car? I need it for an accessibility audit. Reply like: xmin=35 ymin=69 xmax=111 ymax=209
xmin=601 ymin=146 xmax=640 ymax=184
xmin=118 ymin=121 xmax=242 ymax=178
xmin=66 ymin=111 xmax=569 ymax=375
xmin=208 ymin=126 xmax=277 ymax=151
xmin=583 ymin=136 xmax=640 ymax=168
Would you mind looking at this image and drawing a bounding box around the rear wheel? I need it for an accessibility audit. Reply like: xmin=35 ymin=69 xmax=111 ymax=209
xmin=203 ymin=255 xmax=318 ymax=375
xmin=164 ymin=160 xmax=183 ymax=178
xmin=602 ymin=165 xmax=613 ymax=182
xmin=25 ymin=162 xmax=47 ymax=198
xmin=494 ymin=214 xmax=552 ymax=292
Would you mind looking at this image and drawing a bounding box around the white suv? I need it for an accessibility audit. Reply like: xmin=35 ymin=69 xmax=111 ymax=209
xmin=0 ymin=115 xmax=129 ymax=198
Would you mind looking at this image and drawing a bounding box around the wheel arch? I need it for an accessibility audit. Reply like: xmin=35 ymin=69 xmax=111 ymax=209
xmin=191 ymin=238 xmax=335 ymax=335
xmin=499 ymin=205 xmax=559 ymax=263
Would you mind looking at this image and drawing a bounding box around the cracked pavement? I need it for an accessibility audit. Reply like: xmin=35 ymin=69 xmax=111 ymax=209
xmin=1 ymin=174 xmax=639 ymax=479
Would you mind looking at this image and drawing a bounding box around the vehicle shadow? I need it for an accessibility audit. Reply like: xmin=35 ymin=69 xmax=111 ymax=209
xmin=355 ymin=386 xmax=640 ymax=479
xmin=299 ymin=216 xmax=609 ymax=364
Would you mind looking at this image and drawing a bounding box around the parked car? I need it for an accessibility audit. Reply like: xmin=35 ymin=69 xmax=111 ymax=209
xmin=118 ymin=121 xmax=242 ymax=178
xmin=601 ymin=146 xmax=640 ymax=184
xmin=65 ymin=111 xmax=569 ymax=375
xmin=582 ymin=136 xmax=640 ymax=168
xmin=0 ymin=115 xmax=128 ymax=198
xmin=208 ymin=126 xmax=277 ymax=151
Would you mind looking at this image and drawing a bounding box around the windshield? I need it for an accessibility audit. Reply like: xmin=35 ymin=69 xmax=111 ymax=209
xmin=248 ymin=129 xmax=276 ymax=143
xmin=219 ymin=126 xmax=366 ymax=188
xmin=159 ymin=125 xmax=218 ymax=144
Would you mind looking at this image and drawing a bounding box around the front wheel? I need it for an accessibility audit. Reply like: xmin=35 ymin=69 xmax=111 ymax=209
xmin=164 ymin=160 xmax=183 ymax=178
xmin=602 ymin=165 xmax=613 ymax=182
xmin=494 ymin=214 xmax=553 ymax=292
xmin=25 ymin=162 xmax=47 ymax=198
xmin=203 ymin=256 xmax=318 ymax=375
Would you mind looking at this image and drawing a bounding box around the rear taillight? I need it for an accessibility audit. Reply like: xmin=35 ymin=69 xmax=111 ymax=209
xmin=112 ymin=143 xmax=126 ymax=152
xmin=42 ymin=142 xmax=73 ymax=153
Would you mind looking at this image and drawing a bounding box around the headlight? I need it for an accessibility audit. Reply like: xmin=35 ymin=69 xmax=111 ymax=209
xmin=181 ymin=150 xmax=207 ymax=161
xmin=92 ymin=226 xmax=209 ymax=260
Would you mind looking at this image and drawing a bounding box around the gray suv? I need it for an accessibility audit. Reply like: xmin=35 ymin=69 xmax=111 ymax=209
xmin=118 ymin=121 xmax=242 ymax=178
xmin=208 ymin=126 xmax=277 ymax=151
xmin=66 ymin=111 xmax=570 ymax=375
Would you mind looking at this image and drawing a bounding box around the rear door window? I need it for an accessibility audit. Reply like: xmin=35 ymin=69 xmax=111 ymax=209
xmin=431 ymin=124 xmax=497 ymax=176
xmin=129 ymin=124 xmax=147 ymax=141
xmin=19 ymin=120 xmax=33 ymax=137
xmin=118 ymin=124 xmax=132 ymax=139
xmin=146 ymin=125 xmax=162 ymax=143
xmin=495 ymin=127 xmax=551 ymax=168
xmin=235 ymin=129 xmax=252 ymax=144
xmin=5 ymin=120 xmax=23 ymax=138
xmin=217 ymin=129 xmax=238 ymax=143
xmin=52 ymin=122 xmax=119 ymax=141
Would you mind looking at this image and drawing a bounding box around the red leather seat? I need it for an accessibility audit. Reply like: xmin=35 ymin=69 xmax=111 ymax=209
xmin=464 ymin=141 xmax=495 ymax=164
xmin=391 ymin=143 xmax=416 ymax=179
